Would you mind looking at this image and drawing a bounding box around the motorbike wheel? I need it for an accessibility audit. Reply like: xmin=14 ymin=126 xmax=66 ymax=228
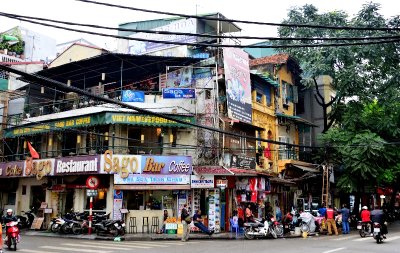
xmin=300 ymin=223 xmax=310 ymax=233
xmin=110 ymin=227 xmax=119 ymax=237
xmin=270 ymin=228 xmax=278 ymax=239
xmin=61 ymin=223 xmax=70 ymax=234
xmin=71 ymin=223 xmax=82 ymax=235
xmin=7 ymin=237 xmax=11 ymax=249
xmin=376 ymin=235 xmax=382 ymax=244
xmin=12 ymin=237 xmax=17 ymax=251
xmin=274 ymin=225 xmax=284 ymax=237
xmin=118 ymin=228 xmax=125 ymax=236
xmin=359 ymin=229 xmax=366 ymax=238
xmin=51 ymin=223 xmax=60 ymax=233
xmin=244 ymin=228 xmax=255 ymax=240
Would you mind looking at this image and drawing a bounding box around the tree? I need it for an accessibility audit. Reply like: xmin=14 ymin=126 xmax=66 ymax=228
xmin=274 ymin=3 xmax=400 ymax=132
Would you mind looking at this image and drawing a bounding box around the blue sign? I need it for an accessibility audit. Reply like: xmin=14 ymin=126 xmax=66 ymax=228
xmin=122 ymin=90 xmax=145 ymax=102
xmin=162 ymin=88 xmax=196 ymax=99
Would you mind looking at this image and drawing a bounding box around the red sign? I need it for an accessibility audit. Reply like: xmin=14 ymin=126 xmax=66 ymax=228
xmin=86 ymin=176 xmax=100 ymax=189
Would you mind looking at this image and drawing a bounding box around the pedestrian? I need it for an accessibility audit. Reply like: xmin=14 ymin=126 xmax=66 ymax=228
xmin=245 ymin=204 xmax=254 ymax=222
xmin=193 ymin=210 xmax=214 ymax=235
xmin=325 ymin=205 xmax=338 ymax=235
xmin=341 ymin=204 xmax=350 ymax=234
xmin=180 ymin=204 xmax=191 ymax=241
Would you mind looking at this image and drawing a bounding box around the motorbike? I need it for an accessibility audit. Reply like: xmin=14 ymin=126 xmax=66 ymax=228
xmin=16 ymin=207 xmax=35 ymax=229
xmin=60 ymin=212 xmax=82 ymax=235
xmin=357 ymin=221 xmax=371 ymax=237
xmin=243 ymin=218 xmax=278 ymax=240
xmin=373 ymin=222 xmax=386 ymax=244
xmin=95 ymin=219 xmax=125 ymax=236
xmin=5 ymin=221 xmax=20 ymax=251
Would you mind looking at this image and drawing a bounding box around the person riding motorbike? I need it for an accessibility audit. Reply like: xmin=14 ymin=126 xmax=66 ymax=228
xmin=370 ymin=205 xmax=387 ymax=238
xmin=360 ymin=206 xmax=371 ymax=233
xmin=2 ymin=209 xmax=18 ymax=242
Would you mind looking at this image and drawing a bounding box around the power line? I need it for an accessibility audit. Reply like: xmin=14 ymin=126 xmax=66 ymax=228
xmin=2 ymin=12 xmax=400 ymax=42
xmin=0 ymin=63 xmax=318 ymax=149
xmin=76 ymin=0 xmax=400 ymax=32
xmin=2 ymin=13 xmax=400 ymax=49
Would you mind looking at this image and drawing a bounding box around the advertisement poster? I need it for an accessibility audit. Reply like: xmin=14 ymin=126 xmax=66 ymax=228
xmin=208 ymin=189 xmax=221 ymax=233
xmin=177 ymin=191 xmax=187 ymax=219
xmin=162 ymin=88 xmax=196 ymax=99
xmin=223 ymin=48 xmax=252 ymax=124
xmin=121 ymin=90 xmax=145 ymax=102
xmin=113 ymin=190 xmax=123 ymax=220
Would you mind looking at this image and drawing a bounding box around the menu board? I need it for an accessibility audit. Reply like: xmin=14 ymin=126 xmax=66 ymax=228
xmin=208 ymin=189 xmax=220 ymax=233
xmin=162 ymin=195 xmax=174 ymax=210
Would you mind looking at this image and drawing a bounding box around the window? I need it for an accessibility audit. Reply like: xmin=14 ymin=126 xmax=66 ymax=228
xmin=282 ymin=82 xmax=288 ymax=106
xmin=240 ymin=131 xmax=247 ymax=154
xmin=256 ymin=92 xmax=263 ymax=103
xmin=265 ymin=87 xmax=272 ymax=106
xmin=278 ymin=136 xmax=290 ymax=159
xmin=127 ymin=191 xmax=144 ymax=210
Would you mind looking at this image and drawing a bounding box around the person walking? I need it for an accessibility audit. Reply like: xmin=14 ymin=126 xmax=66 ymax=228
xmin=326 ymin=205 xmax=338 ymax=235
xmin=193 ymin=210 xmax=214 ymax=235
xmin=180 ymin=204 xmax=191 ymax=242
xmin=341 ymin=204 xmax=350 ymax=234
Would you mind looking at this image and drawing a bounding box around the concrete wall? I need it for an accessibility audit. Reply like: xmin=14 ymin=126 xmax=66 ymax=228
xmin=50 ymin=44 xmax=104 ymax=68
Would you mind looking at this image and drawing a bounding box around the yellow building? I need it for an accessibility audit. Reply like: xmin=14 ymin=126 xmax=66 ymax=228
xmin=250 ymin=54 xmax=317 ymax=175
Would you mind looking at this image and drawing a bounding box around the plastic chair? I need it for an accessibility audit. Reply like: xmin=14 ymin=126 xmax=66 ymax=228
xmin=230 ymin=218 xmax=240 ymax=236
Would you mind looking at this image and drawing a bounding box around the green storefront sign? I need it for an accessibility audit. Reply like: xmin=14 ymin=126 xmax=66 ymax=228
xmin=4 ymin=112 xmax=195 ymax=138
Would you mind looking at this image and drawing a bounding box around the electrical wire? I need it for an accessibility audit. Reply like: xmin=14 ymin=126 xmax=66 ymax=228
xmin=0 ymin=63 xmax=318 ymax=148
xmin=2 ymin=12 xmax=400 ymax=42
xmin=76 ymin=0 xmax=400 ymax=32
xmin=2 ymin=13 xmax=400 ymax=49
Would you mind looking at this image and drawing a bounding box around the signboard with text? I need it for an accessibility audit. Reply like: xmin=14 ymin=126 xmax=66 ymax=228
xmin=141 ymin=155 xmax=192 ymax=175
xmin=162 ymin=88 xmax=196 ymax=99
xmin=114 ymin=174 xmax=190 ymax=185
xmin=55 ymin=155 xmax=100 ymax=175
xmin=190 ymin=175 xmax=214 ymax=188
xmin=121 ymin=90 xmax=145 ymax=102
xmin=0 ymin=161 xmax=24 ymax=178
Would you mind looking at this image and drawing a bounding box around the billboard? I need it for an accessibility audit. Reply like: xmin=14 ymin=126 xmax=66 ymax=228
xmin=121 ymin=90 xmax=145 ymax=102
xmin=128 ymin=18 xmax=197 ymax=55
xmin=162 ymin=88 xmax=196 ymax=99
xmin=223 ymin=48 xmax=252 ymax=124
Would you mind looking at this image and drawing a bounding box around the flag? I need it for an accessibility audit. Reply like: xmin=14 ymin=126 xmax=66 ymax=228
xmin=27 ymin=141 xmax=39 ymax=159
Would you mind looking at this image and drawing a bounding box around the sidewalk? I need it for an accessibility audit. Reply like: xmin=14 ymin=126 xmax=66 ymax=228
xmin=23 ymin=230 xmax=302 ymax=241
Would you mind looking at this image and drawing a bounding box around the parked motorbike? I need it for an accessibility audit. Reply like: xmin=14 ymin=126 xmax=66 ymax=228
xmin=357 ymin=221 xmax=371 ymax=237
xmin=16 ymin=207 xmax=36 ymax=229
xmin=373 ymin=222 xmax=386 ymax=244
xmin=49 ymin=217 xmax=65 ymax=233
xmin=243 ymin=218 xmax=278 ymax=240
xmin=95 ymin=219 xmax=125 ymax=236
xmin=5 ymin=221 xmax=20 ymax=251
xmin=60 ymin=212 xmax=82 ymax=235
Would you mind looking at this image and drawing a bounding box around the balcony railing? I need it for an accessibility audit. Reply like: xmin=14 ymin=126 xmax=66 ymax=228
xmin=278 ymin=147 xmax=314 ymax=163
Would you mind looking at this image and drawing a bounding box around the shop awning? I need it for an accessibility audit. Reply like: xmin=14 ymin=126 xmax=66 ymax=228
xmin=193 ymin=166 xmax=234 ymax=176
xmin=228 ymin=168 xmax=258 ymax=176
xmin=292 ymin=164 xmax=319 ymax=173
xmin=5 ymin=111 xmax=195 ymax=138
xmin=269 ymin=177 xmax=295 ymax=185
xmin=114 ymin=184 xmax=191 ymax=190
xmin=276 ymin=113 xmax=317 ymax=127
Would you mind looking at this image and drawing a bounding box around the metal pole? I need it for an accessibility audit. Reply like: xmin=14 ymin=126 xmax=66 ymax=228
xmin=88 ymin=196 xmax=93 ymax=235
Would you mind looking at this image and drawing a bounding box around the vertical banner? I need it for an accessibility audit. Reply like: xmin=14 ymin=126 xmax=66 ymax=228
xmin=208 ymin=189 xmax=221 ymax=233
xmin=177 ymin=191 xmax=187 ymax=219
xmin=223 ymin=48 xmax=252 ymax=124
xmin=113 ymin=190 xmax=123 ymax=220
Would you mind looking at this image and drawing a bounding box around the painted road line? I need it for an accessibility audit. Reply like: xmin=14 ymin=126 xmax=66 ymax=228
xmin=62 ymin=243 xmax=131 ymax=251
xmin=159 ymin=242 xmax=186 ymax=245
xmin=82 ymin=241 xmax=152 ymax=249
xmin=19 ymin=249 xmax=60 ymax=253
xmin=332 ymin=235 xmax=360 ymax=241
xmin=384 ymin=235 xmax=400 ymax=242
xmin=322 ymin=247 xmax=346 ymax=253
xmin=119 ymin=242 xmax=169 ymax=247
xmin=352 ymin=237 xmax=372 ymax=242
xmin=41 ymin=246 xmax=112 ymax=253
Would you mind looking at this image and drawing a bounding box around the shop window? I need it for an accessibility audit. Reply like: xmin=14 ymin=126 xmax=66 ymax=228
xmin=7 ymin=192 xmax=16 ymax=205
xmin=22 ymin=185 xmax=27 ymax=195
xmin=126 ymin=191 xmax=144 ymax=210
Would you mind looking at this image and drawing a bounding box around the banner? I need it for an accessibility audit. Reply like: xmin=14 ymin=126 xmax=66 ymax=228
xmin=190 ymin=175 xmax=214 ymax=188
xmin=162 ymin=88 xmax=195 ymax=99
xmin=0 ymin=161 xmax=24 ymax=178
xmin=113 ymin=190 xmax=123 ymax=220
xmin=55 ymin=155 xmax=100 ymax=175
xmin=114 ymin=174 xmax=190 ymax=185
xmin=121 ymin=90 xmax=145 ymax=102
xmin=223 ymin=48 xmax=252 ymax=124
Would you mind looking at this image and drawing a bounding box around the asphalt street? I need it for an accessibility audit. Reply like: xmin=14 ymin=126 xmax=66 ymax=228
xmin=7 ymin=232 xmax=400 ymax=253
xmin=7 ymin=222 xmax=400 ymax=253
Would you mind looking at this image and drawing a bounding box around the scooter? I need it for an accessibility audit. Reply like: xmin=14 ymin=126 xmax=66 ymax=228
xmin=373 ymin=222 xmax=386 ymax=244
xmin=95 ymin=219 xmax=125 ymax=236
xmin=357 ymin=221 xmax=372 ymax=237
xmin=5 ymin=221 xmax=20 ymax=251
xmin=16 ymin=208 xmax=36 ymax=229
xmin=243 ymin=218 xmax=277 ymax=240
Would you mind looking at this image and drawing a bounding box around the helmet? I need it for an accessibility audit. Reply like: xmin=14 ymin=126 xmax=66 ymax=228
xmin=6 ymin=209 xmax=12 ymax=214
xmin=362 ymin=206 xmax=368 ymax=210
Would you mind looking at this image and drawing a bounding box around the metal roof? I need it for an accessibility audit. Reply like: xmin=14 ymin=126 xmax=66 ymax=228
xmin=32 ymin=53 xmax=202 ymax=89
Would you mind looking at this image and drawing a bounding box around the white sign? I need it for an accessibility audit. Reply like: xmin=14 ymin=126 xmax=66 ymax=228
xmin=114 ymin=174 xmax=190 ymax=185
xmin=190 ymin=175 xmax=214 ymax=188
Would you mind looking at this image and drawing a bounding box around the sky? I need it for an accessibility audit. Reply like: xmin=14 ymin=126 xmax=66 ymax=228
xmin=0 ymin=0 xmax=399 ymax=51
